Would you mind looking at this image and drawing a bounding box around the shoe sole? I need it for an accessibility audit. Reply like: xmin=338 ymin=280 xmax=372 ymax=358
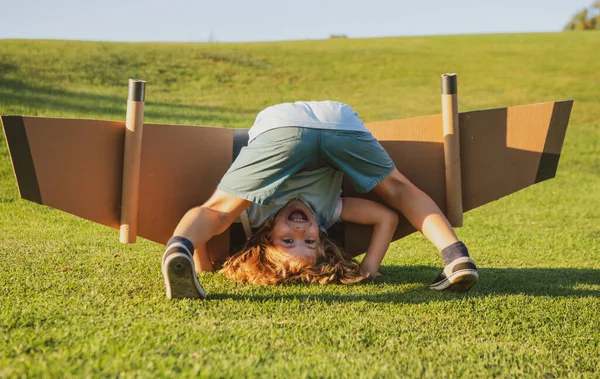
xmin=163 ymin=253 xmax=208 ymax=299
xmin=430 ymin=269 xmax=479 ymax=292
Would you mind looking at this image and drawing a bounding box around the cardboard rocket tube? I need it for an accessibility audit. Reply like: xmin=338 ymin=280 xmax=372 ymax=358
xmin=119 ymin=79 xmax=146 ymax=243
xmin=441 ymin=73 xmax=463 ymax=227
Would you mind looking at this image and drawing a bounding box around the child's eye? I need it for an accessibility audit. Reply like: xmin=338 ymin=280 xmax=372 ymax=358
xmin=283 ymin=238 xmax=294 ymax=244
xmin=305 ymin=239 xmax=315 ymax=244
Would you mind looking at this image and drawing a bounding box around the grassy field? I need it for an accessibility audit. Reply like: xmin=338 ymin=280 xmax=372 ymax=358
xmin=1 ymin=32 xmax=599 ymax=377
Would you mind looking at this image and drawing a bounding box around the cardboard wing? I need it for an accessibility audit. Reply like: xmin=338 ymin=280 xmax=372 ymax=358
xmin=1 ymin=100 xmax=573 ymax=260
xmin=339 ymin=100 xmax=573 ymax=254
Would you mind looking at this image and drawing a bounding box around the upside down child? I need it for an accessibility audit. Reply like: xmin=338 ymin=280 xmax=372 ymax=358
xmin=161 ymin=101 xmax=478 ymax=299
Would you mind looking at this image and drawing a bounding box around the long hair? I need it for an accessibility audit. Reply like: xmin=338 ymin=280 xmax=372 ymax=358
xmin=220 ymin=218 xmax=367 ymax=285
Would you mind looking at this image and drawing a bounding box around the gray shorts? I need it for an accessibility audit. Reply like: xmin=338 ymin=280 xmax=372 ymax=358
xmin=217 ymin=127 xmax=395 ymax=205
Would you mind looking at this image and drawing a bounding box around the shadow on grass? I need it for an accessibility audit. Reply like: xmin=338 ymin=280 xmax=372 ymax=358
xmin=0 ymin=78 xmax=256 ymax=125
xmin=210 ymin=266 xmax=600 ymax=304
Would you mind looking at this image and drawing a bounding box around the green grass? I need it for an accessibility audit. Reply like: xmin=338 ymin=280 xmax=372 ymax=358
xmin=1 ymin=32 xmax=599 ymax=377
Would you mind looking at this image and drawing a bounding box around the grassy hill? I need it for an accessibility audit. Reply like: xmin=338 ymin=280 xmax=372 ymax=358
xmin=1 ymin=32 xmax=599 ymax=377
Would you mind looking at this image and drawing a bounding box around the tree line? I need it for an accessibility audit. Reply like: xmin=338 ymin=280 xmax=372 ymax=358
xmin=564 ymin=1 xmax=600 ymax=30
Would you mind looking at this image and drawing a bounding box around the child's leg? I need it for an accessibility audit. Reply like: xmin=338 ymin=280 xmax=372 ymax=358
xmin=320 ymin=131 xmax=477 ymax=291
xmin=372 ymin=169 xmax=458 ymax=251
xmin=373 ymin=169 xmax=478 ymax=291
xmin=321 ymin=131 xmax=459 ymax=249
xmin=163 ymin=190 xmax=250 ymax=299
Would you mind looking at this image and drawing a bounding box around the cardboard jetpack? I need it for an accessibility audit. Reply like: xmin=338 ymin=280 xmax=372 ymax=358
xmin=1 ymin=76 xmax=573 ymax=264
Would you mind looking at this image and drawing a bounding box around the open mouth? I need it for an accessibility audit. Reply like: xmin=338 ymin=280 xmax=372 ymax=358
xmin=288 ymin=210 xmax=309 ymax=223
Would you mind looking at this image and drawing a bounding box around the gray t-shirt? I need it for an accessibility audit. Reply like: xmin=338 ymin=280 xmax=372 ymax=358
xmin=245 ymin=167 xmax=343 ymax=233
xmin=248 ymin=101 xmax=369 ymax=142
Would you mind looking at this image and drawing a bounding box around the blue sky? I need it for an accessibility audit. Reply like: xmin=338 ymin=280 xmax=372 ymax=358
xmin=0 ymin=0 xmax=594 ymax=43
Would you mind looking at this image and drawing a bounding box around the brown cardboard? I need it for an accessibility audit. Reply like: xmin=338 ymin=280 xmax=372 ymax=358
xmin=441 ymin=92 xmax=463 ymax=227
xmin=460 ymin=100 xmax=572 ymax=212
xmin=20 ymin=116 xmax=124 ymax=229
xmin=137 ymin=123 xmax=233 ymax=263
xmin=120 ymin=99 xmax=145 ymax=243
xmin=1 ymin=100 xmax=573 ymax=259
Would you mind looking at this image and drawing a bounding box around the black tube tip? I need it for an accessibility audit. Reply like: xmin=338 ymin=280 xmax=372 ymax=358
xmin=128 ymin=79 xmax=146 ymax=101
xmin=441 ymin=73 xmax=457 ymax=95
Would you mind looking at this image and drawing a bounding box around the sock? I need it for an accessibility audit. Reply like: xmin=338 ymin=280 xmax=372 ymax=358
xmin=441 ymin=241 xmax=469 ymax=266
xmin=166 ymin=236 xmax=195 ymax=257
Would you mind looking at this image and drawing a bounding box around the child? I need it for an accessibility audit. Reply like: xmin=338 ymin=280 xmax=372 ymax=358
xmin=220 ymin=197 xmax=398 ymax=285
xmin=161 ymin=101 xmax=478 ymax=299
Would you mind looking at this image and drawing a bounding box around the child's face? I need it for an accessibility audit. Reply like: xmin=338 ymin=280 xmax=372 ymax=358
xmin=271 ymin=200 xmax=321 ymax=265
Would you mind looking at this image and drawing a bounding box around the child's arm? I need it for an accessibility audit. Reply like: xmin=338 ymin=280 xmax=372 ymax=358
xmin=193 ymin=244 xmax=216 ymax=272
xmin=340 ymin=197 xmax=399 ymax=278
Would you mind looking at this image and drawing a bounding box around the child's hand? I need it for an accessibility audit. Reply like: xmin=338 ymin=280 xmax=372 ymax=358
xmin=360 ymin=269 xmax=382 ymax=283
xmin=359 ymin=263 xmax=381 ymax=279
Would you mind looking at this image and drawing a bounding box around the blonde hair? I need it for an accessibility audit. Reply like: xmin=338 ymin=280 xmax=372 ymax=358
xmin=220 ymin=219 xmax=366 ymax=285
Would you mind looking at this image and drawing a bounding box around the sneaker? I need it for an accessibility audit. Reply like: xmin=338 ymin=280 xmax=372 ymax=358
xmin=162 ymin=242 xmax=208 ymax=299
xmin=429 ymin=256 xmax=478 ymax=292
